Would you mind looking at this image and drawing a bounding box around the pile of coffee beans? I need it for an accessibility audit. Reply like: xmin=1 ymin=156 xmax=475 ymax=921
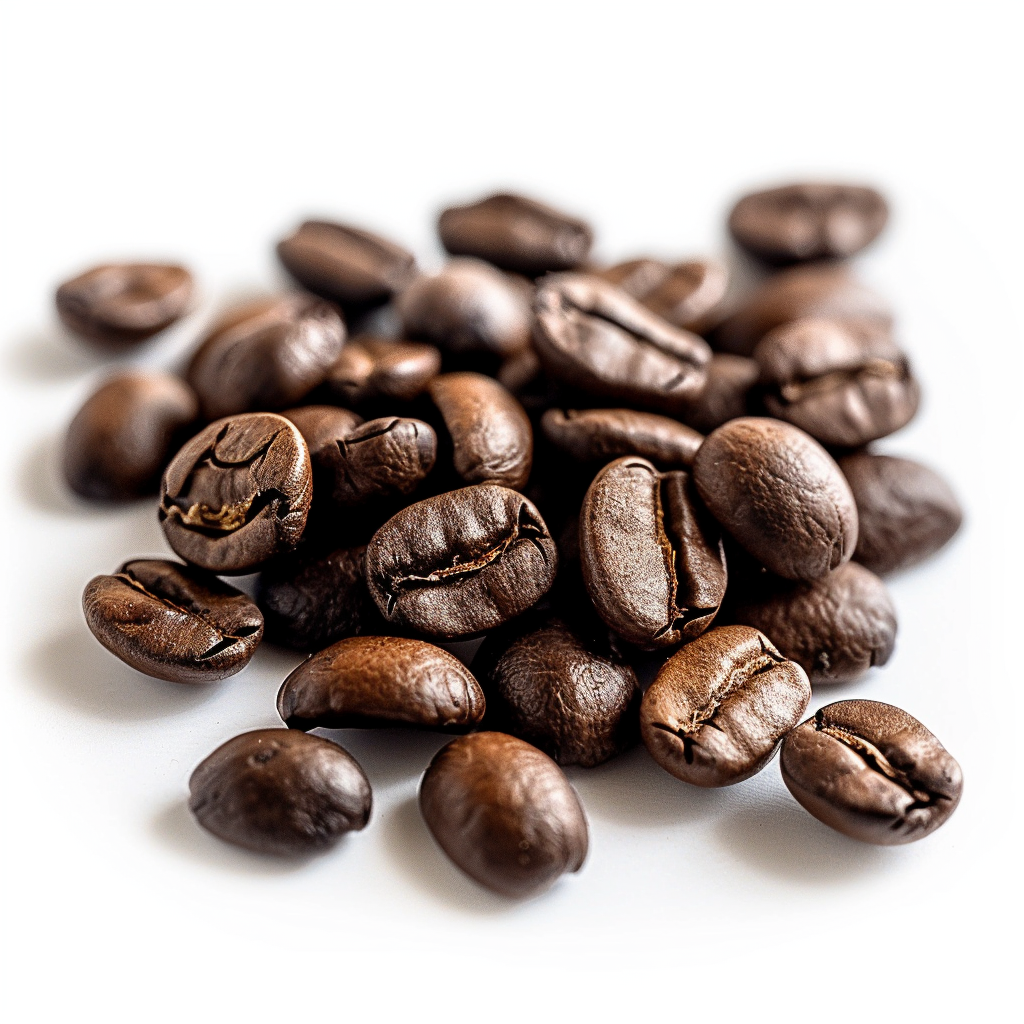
xmin=65 ymin=182 xmax=964 ymax=900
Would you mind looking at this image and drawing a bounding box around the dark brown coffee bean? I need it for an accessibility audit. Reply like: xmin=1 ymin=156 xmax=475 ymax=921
xmin=186 ymin=294 xmax=346 ymax=421
xmin=676 ymin=353 xmax=759 ymax=433
xmin=55 ymin=262 xmax=193 ymax=348
xmin=280 ymin=405 xmax=363 ymax=449
xmin=83 ymin=559 xmax=263 ymax=683
xmin=839 ymin=452 xmax=963 ymax=575
xmin=475 ymin=616 xmax=640 ymax=767
xmin=278 ymin=635 xmax=485 ymax=731
xmin=541 ymin=408 xmax=703 ymax=468
xmin=365 ymin=485 xmax=557 ymax=639
xmin=189 ymin=730 xmax=371 ymax=855
xmin=63 ymin=372 xmax=199 ymax=501
xmin=428 ymin=372 xmax=532 ymax=490
xmin=160 ymin=413 xmax=312 ymax=574
xmin=276 ymin=220 xmax=416 ymax=306
xmin=641 ymin=625 xmax=810 ymax=786
xmin=497 ymin=345 xmax=543 ymax=396
xmin=781 ymin=701 xmax=962 ymax=844
xmin=579 ymin=457 xmax=727 ymax=648
xmin=693 ymin=417 xmax=858 ymax=581
xmin=729 ymin=561 xmax=897 ymax=684
xmin=438 ymin=192 xmax=593 ymax=276
xmin=755 ymin=318 xmax=920 ymax=447
xmin=324 ymin=336 xmax=441 ymax=406
xmin=420 ymin=732 xmax=588 ymax=898
xmin=533 ymin=273 xmax=711 ymax=411
xmin=729 ymin=183 xmax=889 ymax=263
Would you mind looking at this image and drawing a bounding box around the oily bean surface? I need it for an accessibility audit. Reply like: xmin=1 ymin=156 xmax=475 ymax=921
xmin=281 ymin=405 xmax=363 ymax=451
xmin=641 ymin=625 xmax=810 ymax=786
xmin=189 ymin=730 xmax=371 ymax=856
xmin=420 ymin=732 xmax=588 ymax=898
xmin=677 ymin=353 xmax=758 ymax=433
xmin=541 ymin=408 xmax=703 ymax=467
xmin=324 ymin=336 xmax=441 ymax=406
xmin=781 ymin=701 xmax=962 ymax=844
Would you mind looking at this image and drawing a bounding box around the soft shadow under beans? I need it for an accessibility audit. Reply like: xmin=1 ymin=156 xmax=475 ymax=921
xmin=4 ymin=327 xmax=108 ymax=382
xmin=314 ymin=729 xmax=449 ymax=790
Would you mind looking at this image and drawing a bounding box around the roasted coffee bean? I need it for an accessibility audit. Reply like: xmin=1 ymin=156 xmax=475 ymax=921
xmin=475 ymin=616 xmax=640 ymax=767
xmin=83 ymin=559 xmax=263 ymax=683
xmin=598 ymin=258 xmax=669 ymax=296
xmin=428 ymin=372 xmax=532 ymax=490
xmin=677 ymin=353 xmax=759 ymax=433
xmin=189 ymin=730 xmax=371 ymax=855
xmin=160 ymin=413 xmax=312 ymax=574
xmin=397 ymin=258 xmax=533 ymax=358
xmin=729 ymin=561 xmax=897 ymax=684
xmin=755 ymin=318 xmax=920 ymax=447
xmin=278 ymin=635 xmax=485 ymax=731
xmin=729 ymin=182 xmax=889 ymax=264
xmin=438 ymin=192 xmax=593 ymax=276
xmin=365 ymin=485 xmax=557 ymax=639
xmin=276 ymin=219 xmax=416 ymax=306
xmin=55 ymin=262 xmax=193 ymax=348
xmin=497 ymin=345 xmax=543 ymax=396
xmin=63 ymin=372 xmax=199 ymax=501
xmin=579 ymin=457 xmax=726 ymax=648
xmin=257 ymin=543 xmax=383 ymax=651
xmin=533 ymin=274 xmax=711 ymax=411
xmin=839 ymin=452 xmax=963 ymax=575
xmin=693 ymin=417 xmax=858 ymax=581
xmin=324 ymin=336 xmax=441 ymax=407
xmin=281 ymin=405 xmax=363 ymax=449
xmin=781 ymin=701 xmax=962 ymax=844
xmin=186 ymin=294 xmax=346 ymax=420
xmin=420 ymin=732 xmax=588 ymax=898
xmin=713 ymin=264 xmax=892 ymax=356
xmin=541 ymin=408 xmax=703 ymax=468
xmin=640 ymin=625 xmax=810 ymax=786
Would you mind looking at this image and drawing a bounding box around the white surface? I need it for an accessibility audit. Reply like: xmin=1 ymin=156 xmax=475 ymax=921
xmin=1 ymin=2 xmax=1021 ymax=1020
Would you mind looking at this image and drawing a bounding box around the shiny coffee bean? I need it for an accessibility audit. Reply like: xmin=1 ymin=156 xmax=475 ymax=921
xmin=276 ymin=219 xmax=416 ymax=306
xmin=281 ymin=405 xmax=363 ymax=449
xmin=160 ymin=413 xmax=312 ymax=574
xmin=533 ymin=273 xmax=711 ymax=411
xmin=83 ymin=559 xmax=263 ymax=683
xmin=755 ymin=318 xmax=920 ymax=447
xmin=729 ymin=561 xmax=897 ymax=684
xmin=579 ymin=457 xmax=727 ymax=648
xmin=693 ymin=417 xmax=858 ymax=581
xmin=365 ymin=485 xmax=557 ymax=639
xmin=475 ymin=616 xmax=640 ymax=767
xmin=541 ymin=408 xmax=702 ymax=468
xmin=428 ymin=372 xmax=532 ymax=490
xmin=189 ymin=730 xmax=371 ymax=856
xmin=641 ymin=625 xmax=810 ymax=786
xmin=781 ymin=701 xmax=962 ymax=844
xmin=438 ymin=192 xmax=593 ymax=276
xmin=598 ymin=257 xmax=668 ymax=296
xmin=324 ymin=336 xmax=441 ymax=407
xmin=839 ymin=452 xmax=963 ymax=575
xmin=186 ymin=294 xmax=346 ymax=420
xmin=729 ymin=182 xmax=889 ymax=263
xmin=63 ymin=372 xmax=199 ymax=501
xmin=278 ymin=635 xmax=485 ymax=732
xmin=677 ymin=353 xmax=759 ymax=433
xmin=56 ymin=262 xmax=193 ymax=348
xmin=420 ymin=732 xmax=588 ymax=898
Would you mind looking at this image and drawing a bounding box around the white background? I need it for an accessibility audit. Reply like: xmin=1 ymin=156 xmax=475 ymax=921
xmin=1 ymin=2 xmax=1021 ymax=1020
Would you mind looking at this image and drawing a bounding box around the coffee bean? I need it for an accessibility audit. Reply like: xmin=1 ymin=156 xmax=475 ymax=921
xmin=497 ymin=345 xmax=544 ymax=396
xmin=281 ymin=404 xmax=363 ymax=449
xmin=839 ymin=452 xmax=963 ymax=575
xmin=579 ymin=457 xmax=727 ymax=647
xmin=533 ymin=273 xmax=711 ymax=411
xmin=729 ymin=561 xmax=897 ymax=683
xmin=160 ymin=413 xmax=312 ymax=574
xmin=186 ymin=294 xmax=346 ymax=420
xmin=63 ymin=372 xmax=199 ymax=501
xmin=365 ymin=485 xmax=557 ymax=639
xmin=55 ymin=262 xmax=193 ymax=348
xmin=475 ymin=615 xmax=640 ymax=767
xmin=755 ymin=318 xmax=920 ymax=447
xmin=83 ymin=559 xmax=263 ymax=683
xmin=324 ymin=336 xmax=441 ymax=407
xmin=419 ymin=732 xmax=588 ymax=898
xmin=729 ymin=182 xmax=889 ymax=263
xmin=276 ymin=220 xmax=416 ymax=306
xmin=641 ymin=625 xmax=810 ymax=786
xmin=693 ymin=417 xmax=858 ymax=580
xmin=189 ymin=729 xmax=371 ymax=855
xmin=676 ymin=353 xmax=758 ymax=433
xmin=278 ymin=635 xmax=485 ymax=731
xmin=438 ymin=192 xmax=593 ymax=276
xmin=598 ymin=258 xmax=669 ymax=296
xmin=780 ymin=700 xmax=962 ymax=844
xmin=428 ymin=372 xmax=532 ymax=490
